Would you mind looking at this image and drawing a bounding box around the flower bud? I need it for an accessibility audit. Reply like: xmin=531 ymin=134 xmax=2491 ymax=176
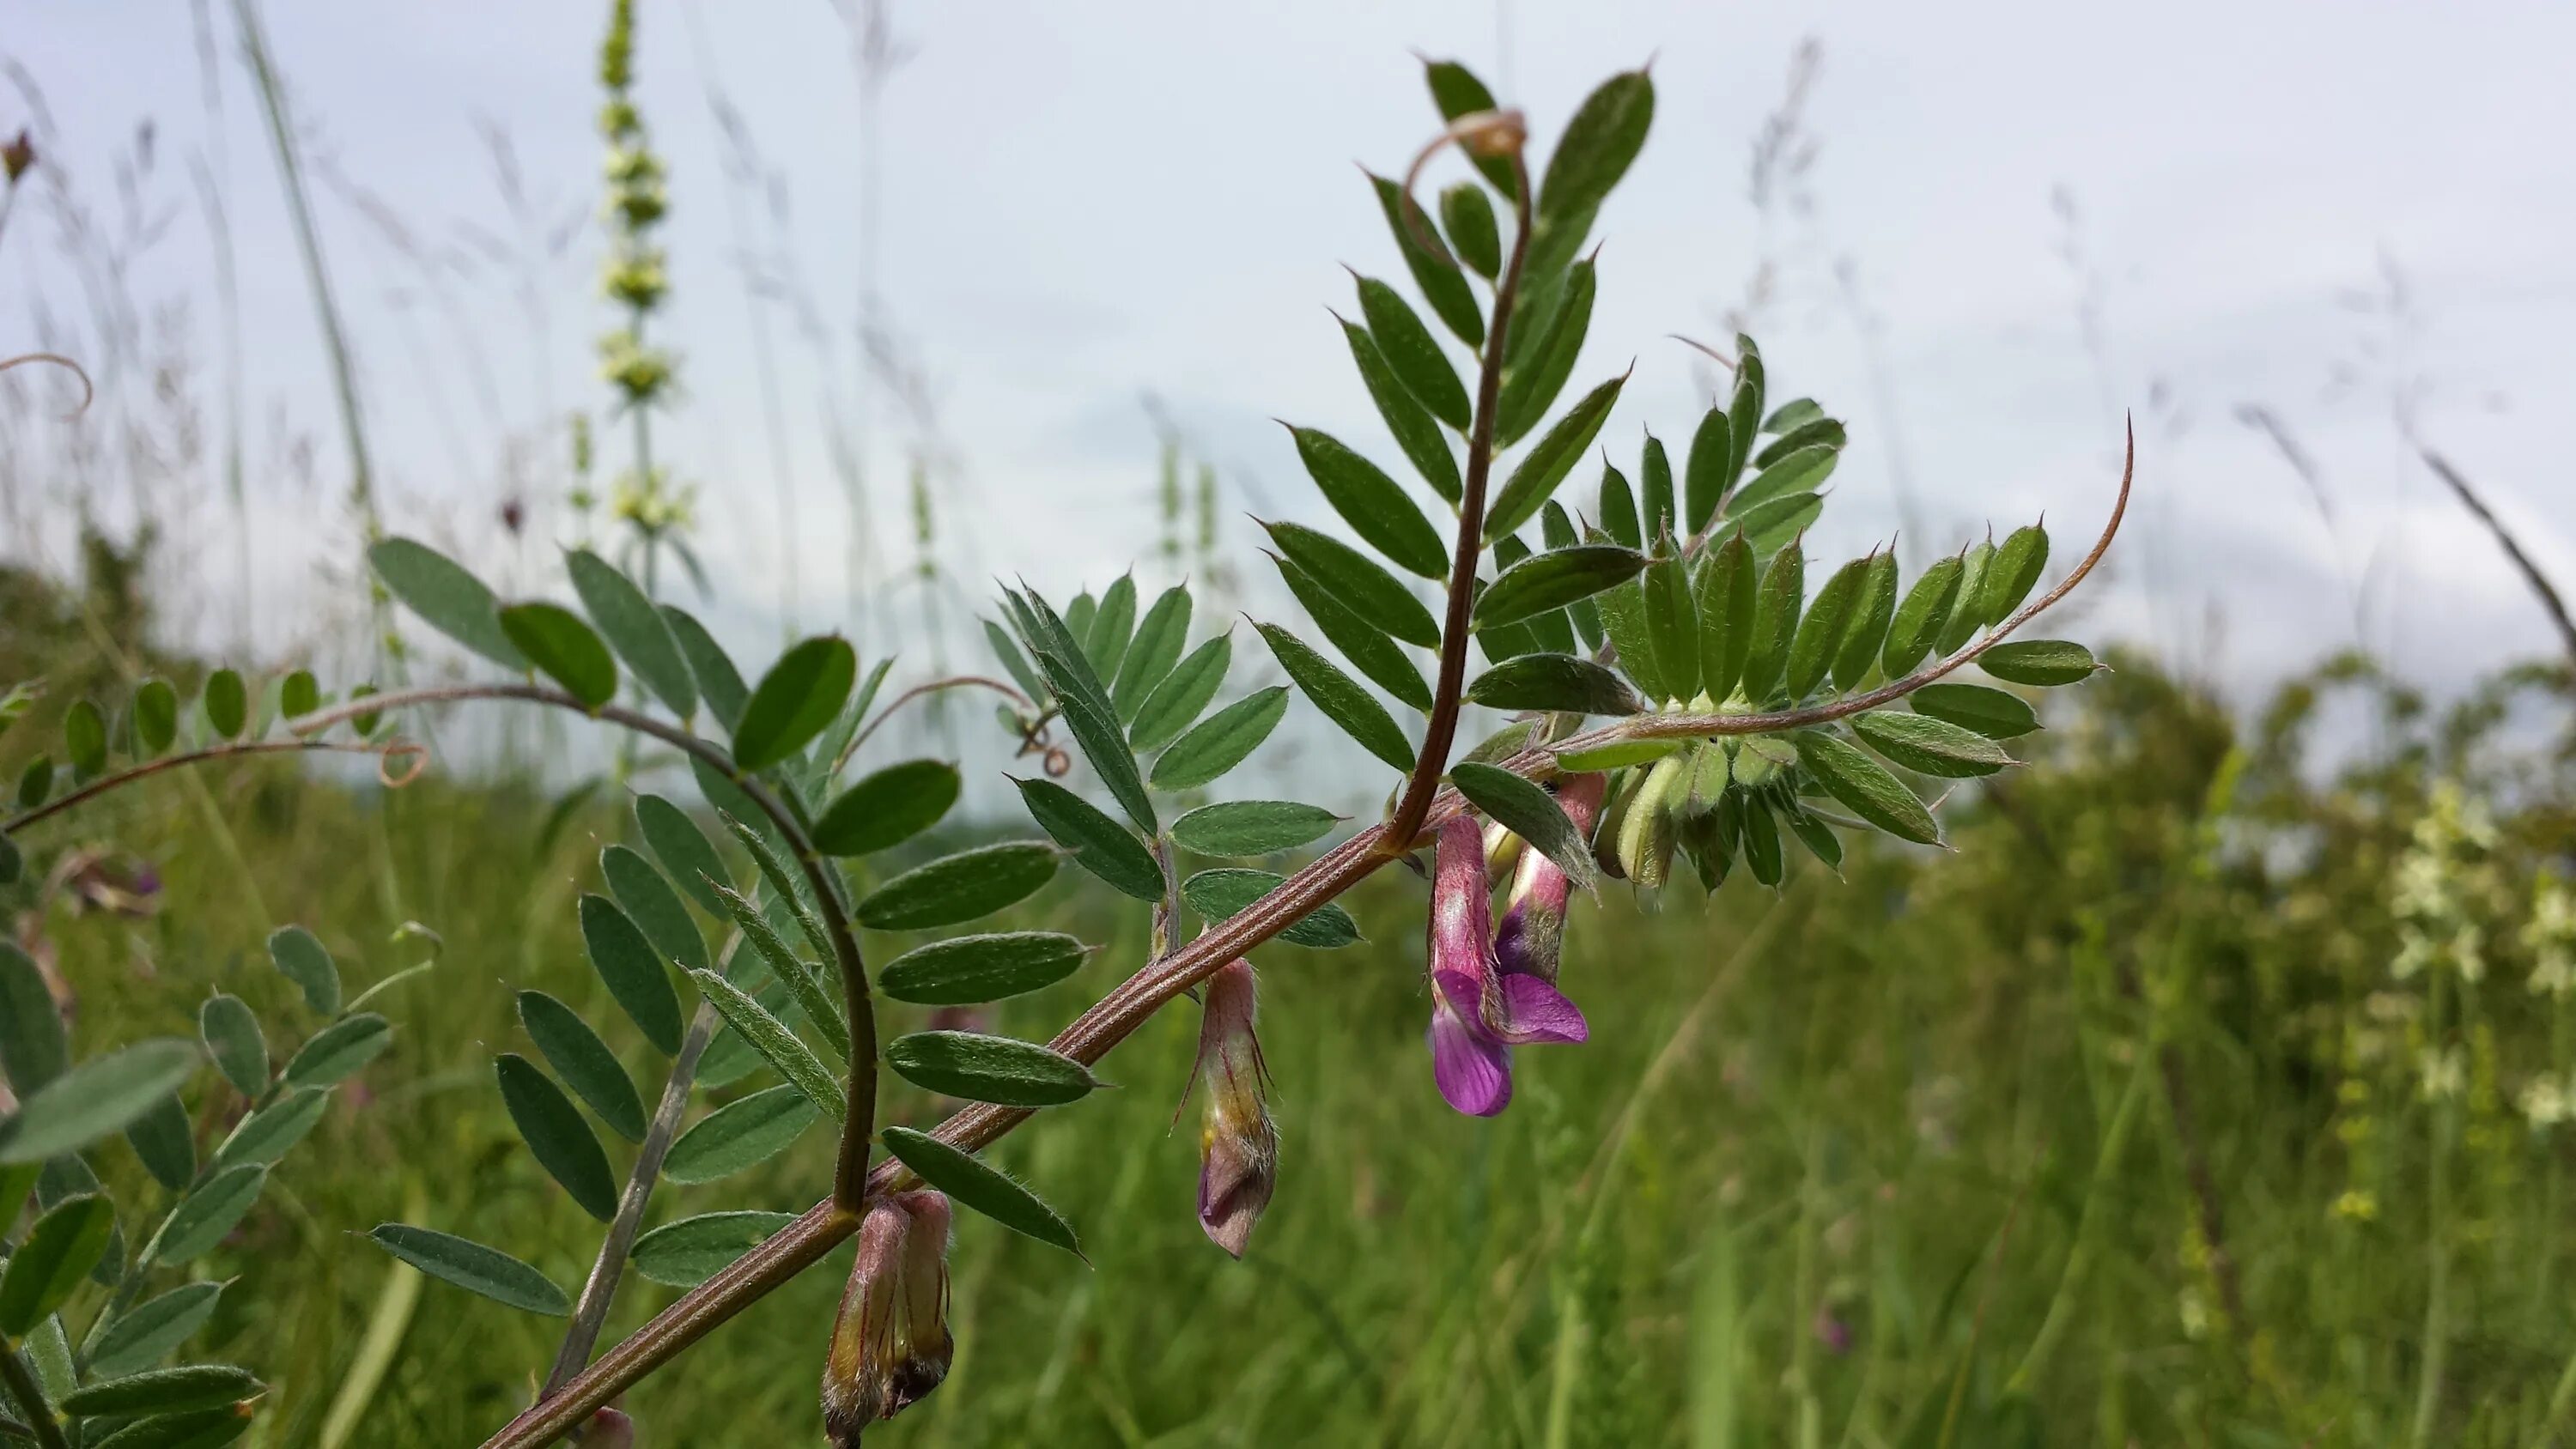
xmin=1192 ymin=959 xmax=1276 ymax=1258
xmin=578 ymin=1408 xmax=635 ymax=1448
xmin=2 ymin=130 xmax=33 ymax=185
xmin=1494 ymin=773 xmax=1605 ymax=985
xmin=822 ymin=1191 xmax=954 ymax=1440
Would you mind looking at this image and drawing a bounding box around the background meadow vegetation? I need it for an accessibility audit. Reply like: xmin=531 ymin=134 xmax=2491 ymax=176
xmin=4 ymin=4 xmax=2576 ymax=1446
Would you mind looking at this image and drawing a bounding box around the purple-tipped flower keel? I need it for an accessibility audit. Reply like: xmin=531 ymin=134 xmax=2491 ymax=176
xmin=1494 ymin=773 xmax=1606 ymax=985
xmin=822 ymin=1191 xmax=955 ymax=1441
xmin=1192 ymin=959 xmax=1276 ymax=1257
xmin=1425 ymin=814 xmax=1589 ymax=1117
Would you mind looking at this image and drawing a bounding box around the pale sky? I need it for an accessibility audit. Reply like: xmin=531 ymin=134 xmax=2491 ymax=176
xmin=6 ymin=1 xmax=2573 ymax=733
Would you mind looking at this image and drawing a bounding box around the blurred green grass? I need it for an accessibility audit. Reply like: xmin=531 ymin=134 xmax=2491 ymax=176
xmin=12 ymin=553 xmax=2576 ymax=1446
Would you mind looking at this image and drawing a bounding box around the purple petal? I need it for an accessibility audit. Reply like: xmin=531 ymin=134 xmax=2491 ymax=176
xmin=1428 ymin=998 xmax=1513 ymax=1117
xmin=1492 ymin=972 xmax=1589 ymax=1046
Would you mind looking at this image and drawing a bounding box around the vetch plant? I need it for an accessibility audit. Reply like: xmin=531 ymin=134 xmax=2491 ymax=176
xmin=0 ymin=57 xmax=2129 ymax=1447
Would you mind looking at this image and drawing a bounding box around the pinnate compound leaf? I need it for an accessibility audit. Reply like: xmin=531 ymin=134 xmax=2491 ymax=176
xmin=688 ymin=970 xmax=841 ymax=1118
xmin=1909 ymin=682 xmax=2040 ymax=739
xmin=1338 ymin=318 xmax=1461 ymax=505
xmin=1794 ymin=731 xmax=1941 ymax=846
xmin=1466 ymin=654 xmax=1643 ymax=717
xmin=494 ymin=1054 xmax=617 ymax=1221
xmin=266 ymin=925 xmax=340 ymax=1016
xmin=516 ymin=991 xmax=646 ymax=1143
xmin=197 ymin=995 xmax=266 ymax=1095
xmin=368 ymin=537 xmax=526 ymax=670
xmin=61 ymin=1363 xmax=260 ymax=1418
xmin=1170 ymin=800 xmax=1340 ymax=856
xmin=283 ymin=1013 xmax=390 ymax=1088
xmin=89 ymin=1282 xmax=226 ymax=1378
xmin=1014 ymin=778 xmax=1162 ymax=902
xmin=203 ymin=668 xmax=248 ymax=739
xmin=631 ymin=1210 xmax=798 ymax=1288
xmin=1288 ymin=427 xmax=1449 ymax=579
xmin=566 ymin=548 xmax=696 ymax=717
xmin=664 ymin=1084 xmax=817 ymax=1184
xmin=0 ymin=1040 xmax=199 ymax=1164
xmin=732 ymin=636 xmax=857 ymax=772
xmin=148 ymin=1164 xmax=266 ymax=1264
xmin=1128 ymin=632 xmax=1232 ymax=755
xmin=1484 ymin=372 xmax=1627 ymax=545
xmin=1257 ymin=623 xmax=1413 ymax=773
xmin=878 ymin=932 xmax=1091 ymax=1007
xmin=497 ymin=603 xmax=619 ymax=708
xmin=369 ymin=1223 xmax=568 ymax=1315
xmin=1882 ymin=555 xmax=1965 ymax=677
xmin=0 ymin=1193 xmax=115 ymax=1332
xmin=1262 ymin=521 xmax=1439 ymax=647
xmin=1979 ymin=639 xmax=2098 ymax=688
xmin=576 ymin=895 xmax=683 ymax=1054
xmin=1182 ymin=869 xmax=1361 ymax=949
xmin=635 ymin=793 xmax=730 ymax=913
xmin=1449 ymin=763 xmax=1595 ymax=892
xmin=1471 ymin=544 xmax=1643 ymax=631
xmin=885 ymin=1031 xmax=1098 ymax=1107
xmin=880 ymin=1126 xmax=1081 ymax=1256
xmin=814 ymin=759 xmax=961 ymax=858
xmin=858 ymin=843 xmax=1059 ymax=931
xmin=1850 ymin=711 xmax=2013 ymax=779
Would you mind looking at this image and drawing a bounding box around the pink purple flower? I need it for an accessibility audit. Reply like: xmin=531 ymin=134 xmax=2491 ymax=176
xmin=1190 ymin=958 xmax=1277 ymax=1257
xmin=1426 ymin=813 xmax=1589 ymax=1118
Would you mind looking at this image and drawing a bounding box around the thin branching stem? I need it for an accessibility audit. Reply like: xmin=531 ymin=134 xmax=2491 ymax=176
xmin=283 ymin=683 xmax=881 ymax=1215
xmin=1 ymin=739 xmax=410 ymax=836
xmin=1385 ymin=137 xmax=1536 ymax=858
xmin=835 ymin=673 xmax=1032 ymax=774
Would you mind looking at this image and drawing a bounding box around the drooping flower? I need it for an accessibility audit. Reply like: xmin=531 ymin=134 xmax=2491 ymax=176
xmin=1426 ymin=815 xmax=1588 ymax=1118
xmin=1493 ymin=773 xmax=1607 ymax=985
xmin=822 ymin=1191 xmax=954 ymax=1441
xmin=1190 ymin=958 xmax=1276 ymax=1257
xmin=577 ymin=1408 xmax=635 ymax=1448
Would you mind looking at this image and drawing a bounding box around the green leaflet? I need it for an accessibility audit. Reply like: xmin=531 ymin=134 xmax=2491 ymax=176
xmin=132 ymin=678 xmax=178 ymax=755
xmin=498 ymin=603 xmax=619 ymax=708
xmin=1738 ymin=491 xmax=1825 ymax=558
xmin=857 ymin=843 xmax=1060 ymax=931
xmin=88 ymin=1282 xmax=227 ymax=1378
xmin=516 ymin=991 xmax=646 ymax=1143
xmin=1084 ymin=574 xmax=1139 ymax=683
xmin=0 ymin=1194 xmax=115 ymax=1333
xmin=1882 ymin=555 xmax=1965 ymax=678
xmin=1128 ymin=632 xmax=1232 ymax=755
xmin=884 ymin=1031 xmax=1099 ymax=1108
xmin=1183 ymin=869 xmax=1362 ymax=949
xmin=662 ymin=605 xmax=751 ymax=732
xmin=283 ymin=1013 xmax=391 ymax=1088
xmin=712 ymin=885 xmax=848 ymax=1062
xmin=0 ymin=1039 xmax=199 ymax=1165
xmin=1367 ymin=172 xmax=1484 ymax=348
xmin=197 ymin=994 xmax=266 ymax=1095
xmin=1724 ymin=343 xmax=1766 ymax=493
xmin=1978 ymin=524 xmax=2050 ymax=625
xmin=1287 ymin=426 xmax=1449 ymax=579
xmin=1909 ymin=682 xmax=2041 ymax=739
xmin=1684 ymin=404 xmax=1733 ymax=533
xmin=1762 ymin=397 xmax=1826 ymax=434
xmin=1353 ymin=273 xmax=1469 ymax=429
xmin=1496 ymin=257 xmax=1597 ymax=447
xmin=1470 ymin=543 xmax=1644 ymax=631
xmin=1794 ymin=730 xmax=1941 ymax=845
xmin=1979 ymin=640 xmax=2099 ymax=687
xmin=688 ymin=970 xmax=841 ymax=1119
xmin=1438 ymin=181 xmax=1501 ymax=279
xmin=1785 ymin=555 xmax=1872 ymax=700
xmin=203 ymin=668 xmax=247 ymax=738
xmin=1015 ymin=777 xmax=1163 ymax=902
xmin=1640 ymin=551 xmax=1699 ymax=702
xmin=1485 ymin=372 xmax=1626 ymax=544
xmin=1465 ymin=654 xmax=1644 ymax=717
xmin=880 ymin=1126 xmax=1083 ymax=1257
xmin=1725 ymin=444 xmax=1839 ymax=518
xmin=1739 ymin=537 xmax=1805 ymax=702
xmin=62 ymin=1362 xmax=262 ymax=1420
xmin=0 ymin=943 xmax=65 ymax=1093
xmin=731 ymin=635 xmax=857 ymax=773
xmin=1693 ymin=532 xmax=1757 ymax=704
xmin=1449 ymin=763 xmax=1595 ymax=892
xmin=495 ymin=1052 xmax=619 ymax=1221
xmin=813 ymin=759 xmax=962 ymax=857
xmin=631 ymin=1211 xmax=799 ymax=1289
xmin=1423 ymin=58 xmax=1517 ymax=197
xmin=1850 ymin=710 xmax=2013 ymax=779
xmin=368 ymin=537 xmax=526 ymax=670
xmin=1338 ymin=318 xmax=1461 ymax=505
xmin=664 ymin=1084 xmax=817 ymax=1184
xmin=1640 ymin=433 xmax=1676 ymax=542
xmin=1258 ymin=623 xmax=1413 ymax=773
xmin=266 ymin=924 xmax=341 ymax=1016
xmin=1833 ymin=551 xmax=1901 ymax=691
xmin=1013 ymin=587 xmax=1157 ymax=834
xmin=147 ymin=1164 xmax=266 ymax=1264
xmin=1262 ymin=520 xmax=1439 ymax=647
xmin=578 ymin=894 xmax=683 ymax=1054
xmin=368 ymin=1224 xmax=569 ymax=1316
xmin=1110 ymin=586 xmax=1194 ymax=721
xmin=64 ymin=698 xmax=106 ymax=775
xmin=1170 ymin=800 xmax=1341 ymax=856
xmin=1273 ymin=560 xmax=1431 ymax=712
xmin=1598 ymin=462 xmax=1641 ymax=549
xmin=878 ymin=932 xmax=1091 ymax=1007
xmin=1936 ymin=540 xmax=1995 ymax=654
xmin=1593 ymin=567 xmax=1662 ymax=706
xmin=1536 ymin=68 xmax=1655 ymax=227
xmin=1151 ymin=687 xmax=1292 ymax=791
xmin=565 ymin=547 xmax=696 ymax=718
xmin=210 ymin=1086 xmax=329 ymax=1169
xmin=602 ymin=843 xmax=708 ymax=972
xmin=1755 ymin=416 xmax=1848 ymax=469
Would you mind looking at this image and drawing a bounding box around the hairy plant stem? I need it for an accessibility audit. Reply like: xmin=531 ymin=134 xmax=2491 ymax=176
xmin=281 ymin=684 xmax=880 ymax=1215
xmin=542 ymin=998 xmax=720 ymax=1397
xmin=0 ymin=1343 xmax=66 ymax=1449
xmin=1384 ymin=146 xmax=1534 ymax=858
xmin=0 ymin=739 xmax=404 ymax=835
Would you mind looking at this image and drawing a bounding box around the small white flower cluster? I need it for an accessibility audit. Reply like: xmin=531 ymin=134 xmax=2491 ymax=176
xmin=2526 ymin=874 xmax=2576 ymax=997
xmin=2390 ymin=783 xmax=2501 ymax=984
xmin=2519 ymin=1070 xmax=2576 ymax=1130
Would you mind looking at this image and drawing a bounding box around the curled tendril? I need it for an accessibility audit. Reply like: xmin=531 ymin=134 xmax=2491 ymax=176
xmin=1394 ymin=108 xmax=1528 ymax=264
xmin=0 ymin=353 xmax=95 ymax=418
xmin=377 ymin=738 xmax=430 ymax=788
xmin=1667 ymin=333 xmax=1740 ymax=373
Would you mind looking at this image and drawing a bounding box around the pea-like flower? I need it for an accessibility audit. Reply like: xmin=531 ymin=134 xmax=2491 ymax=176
xmin=1190 ymin=958 xmax=1276 ymax=1257
xmin=1426 ymin=815 xmax=1588 ymax=1118
xmin=822 ymin=1191 xmax=954 ymax=1440
xmin=1493 ymin=773 xmax=1606 ymax=985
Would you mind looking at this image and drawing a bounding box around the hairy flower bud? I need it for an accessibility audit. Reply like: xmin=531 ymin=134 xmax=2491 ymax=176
xmin=1191 ymin=959 xmax=1275 ymax=1257
xmin=822 ymin=1191 xmax=954 ymax=1440
xmin=1426 ymin=815 xmax=1588 ymax=1117
xmin=1494 ymin=773 xmax=1606 ymax=985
